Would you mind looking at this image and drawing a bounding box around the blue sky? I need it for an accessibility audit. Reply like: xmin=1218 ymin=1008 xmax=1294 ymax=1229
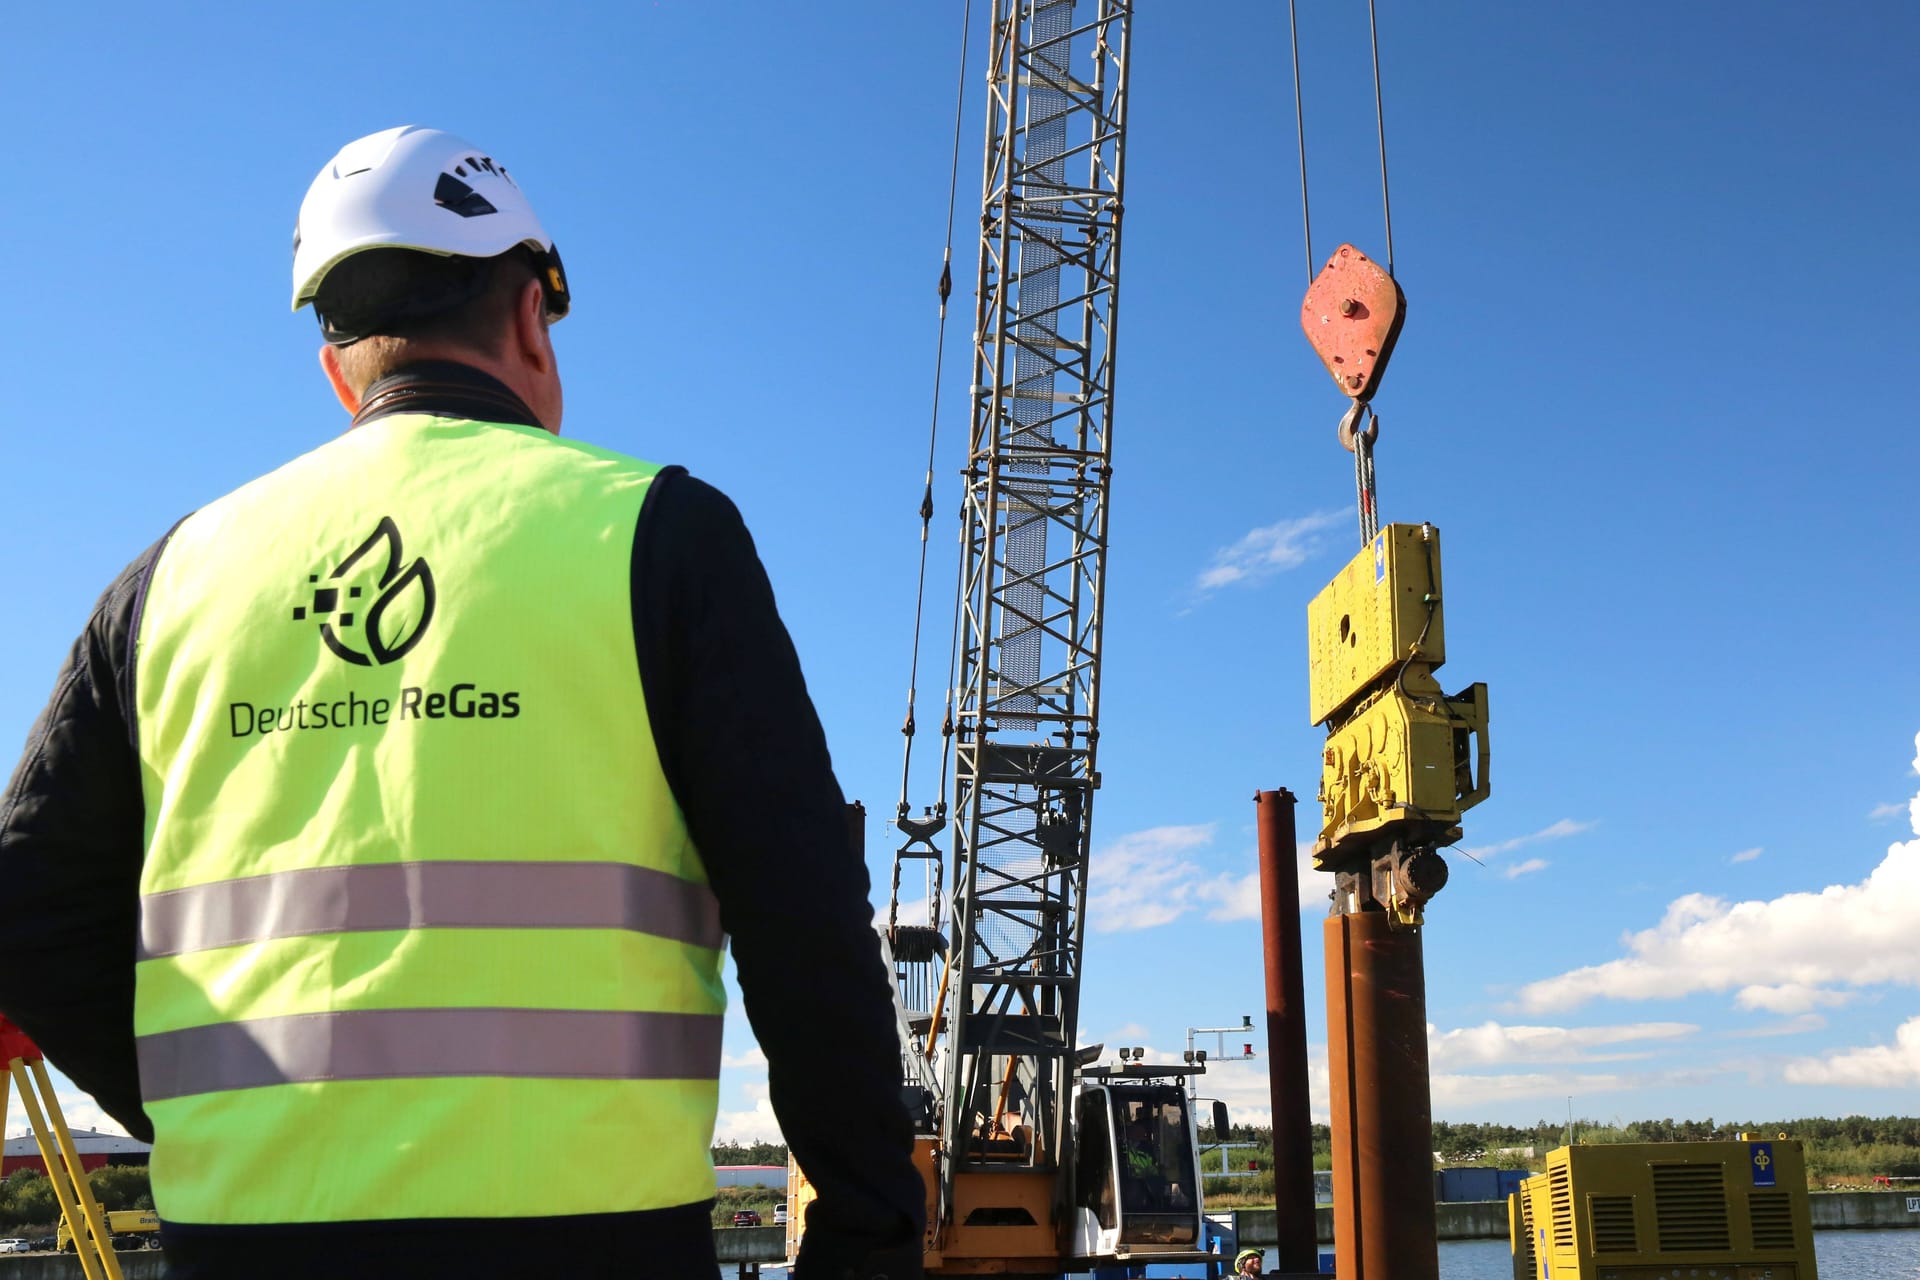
xmin=4 ymin=2 xmax=1918 ymax=1145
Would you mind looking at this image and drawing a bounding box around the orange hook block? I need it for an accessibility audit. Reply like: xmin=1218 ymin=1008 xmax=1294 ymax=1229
xmin=1300 ymin=244 xmax=1405 ymax=403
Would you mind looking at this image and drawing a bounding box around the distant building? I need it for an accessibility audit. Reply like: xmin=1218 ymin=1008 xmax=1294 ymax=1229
xmin=3 ymin=1128 xmax=151 ymax=1177
xmin=715 ymin=1164 xmax=786 ymax=1190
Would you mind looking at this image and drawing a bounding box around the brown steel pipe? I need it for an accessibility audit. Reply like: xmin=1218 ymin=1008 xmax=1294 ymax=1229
xmin=1324 ymin=909 xmax=1439 ymax=1280
xmin=1255 ymin=789 xmax=1318 ymax=1274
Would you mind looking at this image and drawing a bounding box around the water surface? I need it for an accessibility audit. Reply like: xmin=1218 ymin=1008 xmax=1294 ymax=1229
xmin=729 ymin=1226 xmax=1920 ymax=1278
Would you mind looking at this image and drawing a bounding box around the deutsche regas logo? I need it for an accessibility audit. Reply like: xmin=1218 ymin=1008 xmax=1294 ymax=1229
xmin=293 ymin=517 xmax=436 ymax=666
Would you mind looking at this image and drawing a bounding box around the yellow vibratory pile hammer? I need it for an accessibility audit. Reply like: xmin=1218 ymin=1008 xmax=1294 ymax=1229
xmin=1308 ymin=519 xmax=1489 ymax=925
xmin=1294 ymin=235 xmax=1492 ymax=1280
xmin=1298 ymin=241 xmax=1491 ymax=928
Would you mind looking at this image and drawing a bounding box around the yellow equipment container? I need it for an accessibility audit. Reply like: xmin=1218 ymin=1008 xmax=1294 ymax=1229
xmin=1307 ymin=522 xmax=1446 ymax=727
xmin=1509 ymin=1139 xmax=1819 ymax=1280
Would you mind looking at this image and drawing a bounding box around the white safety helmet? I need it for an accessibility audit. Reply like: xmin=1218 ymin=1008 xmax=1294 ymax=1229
xmin=291 ymin=125 xmax=569 ymax=343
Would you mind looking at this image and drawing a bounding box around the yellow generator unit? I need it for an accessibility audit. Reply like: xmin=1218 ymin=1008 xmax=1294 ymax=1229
xmin=1509 ymin=1139 xmax=1818 ymax=1280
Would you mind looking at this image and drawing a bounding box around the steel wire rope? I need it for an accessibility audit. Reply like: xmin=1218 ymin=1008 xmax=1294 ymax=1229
xmin=1368 ymin=0 xmax=1397 ymax=277
xmin=1294 ymin=3 xmax=1401 ymax=545
xmin=1288 ymin=2 xmax=1399 ymax=281
xmin=1359 ymin=2 xmax=1396 ymax=545
xmin=895 ymin=0 xmax=976 ymax=830
xmin=1354 ymin=417 xmax=1380 ymax=546
xmin=1287 ymin=0 xmax=1315 ymax=286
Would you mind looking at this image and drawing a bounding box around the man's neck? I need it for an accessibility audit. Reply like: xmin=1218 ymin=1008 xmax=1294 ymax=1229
xmin=350 ymin=360 xmax=544 ymax=432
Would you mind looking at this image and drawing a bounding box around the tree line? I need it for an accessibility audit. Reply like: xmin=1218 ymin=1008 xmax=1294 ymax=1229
xmin=1428 ymin=1115 xmax=1920 ymax=1170
xmin=711 ymin=1140 xmax=788 ymax=1166
xmin=1 ymin=1166 xmax=151 ymax=1231
xmin=1196 ymin=1114 xmax=1920 ymax=1195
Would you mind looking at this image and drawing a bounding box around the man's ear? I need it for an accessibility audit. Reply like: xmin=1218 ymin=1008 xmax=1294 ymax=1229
xmin=319 ymin=345 xmax=361 ymax=415
xmin=512 ymin=277 xmax=553 ymax=375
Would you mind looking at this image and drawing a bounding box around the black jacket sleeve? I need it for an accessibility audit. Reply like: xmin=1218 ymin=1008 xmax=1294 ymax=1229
xmin=634 ymin=472 xmax=925 ymax=1280
xmin=0 ymin=539 xmax=169 ymax=1141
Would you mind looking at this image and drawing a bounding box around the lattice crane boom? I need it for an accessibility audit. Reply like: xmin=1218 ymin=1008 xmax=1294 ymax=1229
xmin=831 ymin=6 xmax=1221 ymax=1271
xmin=932 ymin=0 xmax=1130 ymax=1199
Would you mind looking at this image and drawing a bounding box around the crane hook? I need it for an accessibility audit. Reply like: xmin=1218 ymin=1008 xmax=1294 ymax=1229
xmin=1338 ymin=401 xmax=1380 ymax=453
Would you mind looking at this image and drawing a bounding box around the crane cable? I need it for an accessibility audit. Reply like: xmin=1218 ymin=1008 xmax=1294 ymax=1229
xmin=1286 ymin=0 xmax=1314 ymax=287
xmin=1368 ymin=0 xmax=1398 ymax=279
xmin=895 ymin=0 xmax=975 ymax=826
xmin=1288 ymin=0 xmax=1399 ymax=546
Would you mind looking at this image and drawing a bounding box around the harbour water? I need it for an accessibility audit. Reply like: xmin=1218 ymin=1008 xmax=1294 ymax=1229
xmin=1253 ymin=1227 xmax=1920 ymax=1279
xmin=729 ymin=1227 xmax=1920 ymax=1278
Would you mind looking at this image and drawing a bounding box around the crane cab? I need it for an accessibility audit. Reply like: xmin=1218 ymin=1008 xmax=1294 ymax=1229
xmin=1068 ymin=1077 xmax=1206 ymax=1265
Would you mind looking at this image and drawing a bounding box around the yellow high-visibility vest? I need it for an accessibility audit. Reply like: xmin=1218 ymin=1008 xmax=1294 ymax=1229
xmin=132 ymin=413 xmax=725 ymax=1225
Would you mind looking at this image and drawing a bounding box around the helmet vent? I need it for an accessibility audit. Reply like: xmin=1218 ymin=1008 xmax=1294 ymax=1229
xmin=433 ymin=173 xmax=498 ymax=219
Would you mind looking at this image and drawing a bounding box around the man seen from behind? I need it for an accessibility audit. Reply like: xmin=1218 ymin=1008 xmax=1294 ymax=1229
xmin=0 ymin=125 xmax=923 ymax=1280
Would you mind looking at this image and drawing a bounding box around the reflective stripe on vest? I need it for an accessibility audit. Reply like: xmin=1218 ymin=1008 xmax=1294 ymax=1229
xmin=136 ymin=860 xmax=726 ymax=958
xmin=136 ymin=1008 xmax=724 ymax=1099
xmin=132 ymin=414 xmax=726 ymax=1225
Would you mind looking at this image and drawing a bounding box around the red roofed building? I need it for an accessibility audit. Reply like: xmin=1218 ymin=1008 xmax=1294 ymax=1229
xmin=3 ymin=1127 xmax=151 ymax=1177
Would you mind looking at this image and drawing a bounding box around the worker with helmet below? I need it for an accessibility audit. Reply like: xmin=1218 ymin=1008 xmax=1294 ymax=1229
xmin=0 ymin=125 xmax=923 ymax=1280
xmin=1232 ymin=1246 xmax=1266 ymax=1277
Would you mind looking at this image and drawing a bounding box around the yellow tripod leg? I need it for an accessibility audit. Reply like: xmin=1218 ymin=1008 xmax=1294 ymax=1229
xmin=32 ymin=1058 xmax=129 ymax=1280
xmin=9 ymin=1057 xmax=123 ymax=1280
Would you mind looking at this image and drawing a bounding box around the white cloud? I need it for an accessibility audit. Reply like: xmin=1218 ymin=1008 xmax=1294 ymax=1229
xmin=715 ymin=1044 xmax=782 ymax=1144
xmin=1072 ymin=1024 xmax=1714 ymax=1128
xmin=49 ymin=1092 xmax=127 ymax=1138
xmin=1430 ymin=1069 xmax=1645 ymax=1110
xmin=1088 ymin=824 xmax=1218 ymax=931
xmin=1725 ymin=1013 xmax=1829 ymax=1039
xmin=1194 ymin=510 xmax=1344 ymax=594
xmin=712 ymin=1081 xmax=784 ymax=1145
xmin=1728 ymin=846 xmax=1763 ymax=864
xmin=19 ymin=1071 xmax=130 ymax=1140
xmin=1430 ymin=1066 xmax=1725 ymax=1111
xmin=1514 ymin=858 xmax=1920 ymax=1013
xmin=1784 ymin=1016 xmax=1920 ymax=1087
xmin=1515 ymin=733 xmax=1920 ymax=1014
xmin=1195 ymin=842 xmax=1331 ymax=922
xmin=1732 ymin=984 xmax=1854 ymax=1015
xmin=1459 ymin=818 xmax=1593 ymax=862
xmin=1502 ymin=858 xmax=1549 ymax=880
xmin=1197 ymin=871 xmax=1264 ymax=920
xmin=1867 ymin=802 xmax=1904 ymax=822
xmin=1088 ymin=826 xmax=1327 ymax=933
xmin=1199 ymin=1053 xmax=1308 ymax=1129
xmin=1427 ymin=1021 xmax=1696 ymax=1069
xmin=879 ymin=894 xmax=930 ymax=923
xmin=1170 ymin=1036 xmax=1687 ymax=1124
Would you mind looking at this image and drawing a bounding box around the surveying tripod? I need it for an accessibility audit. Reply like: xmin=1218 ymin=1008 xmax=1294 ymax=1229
xmin=0 ymin=1016 xmax=126 ymax=1280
